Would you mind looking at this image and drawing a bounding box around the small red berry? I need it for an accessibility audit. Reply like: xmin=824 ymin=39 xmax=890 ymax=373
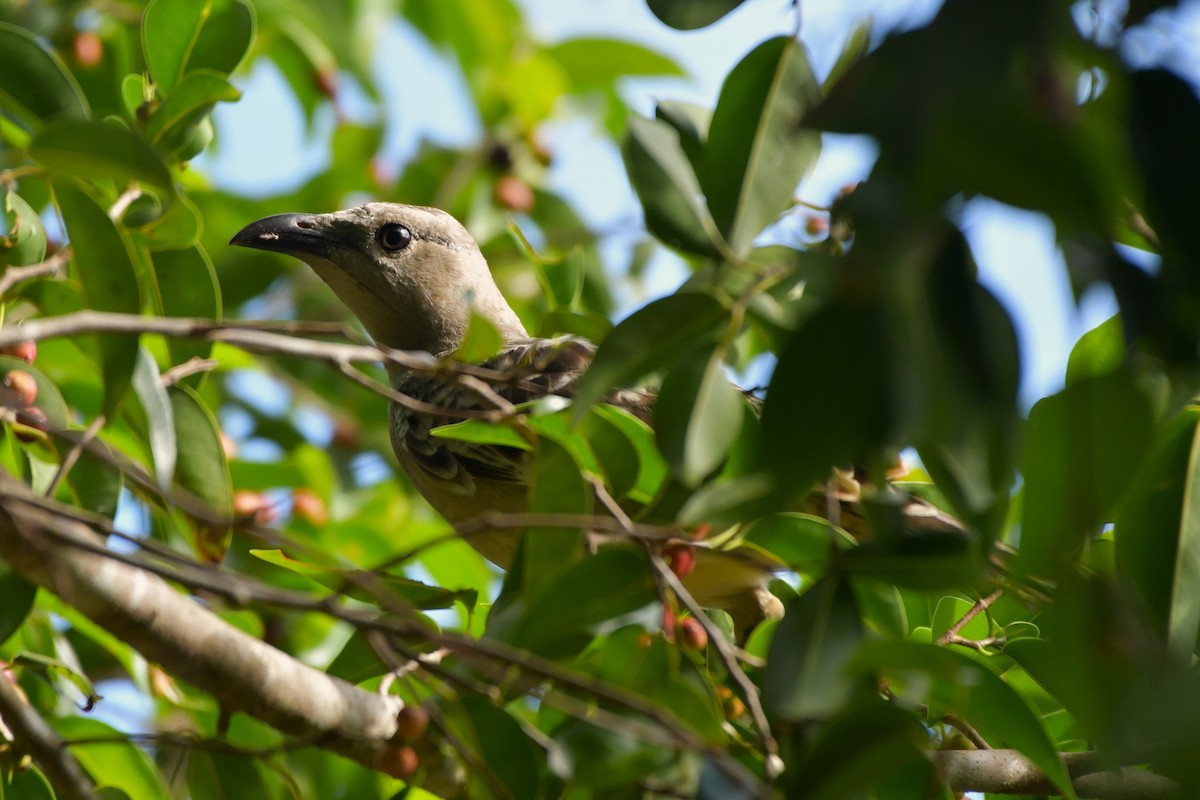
xmin=0 ymin=341 xmax=36 ymax=364
xmin=804 ymin=215 xmax=829 ymax=236
xmin=377 ymin=745 xmax=419 ymax=779
xmin=74 ymin=32 xmax=103 ymax=68
xmin=1 ymin=371 xmax=38 ymax=408
xmin=679 ymin=617 xmax=708 ymax=650
xmin=395 ymin=705 xmax=430 ymax=743
xmin=232 ymin=490 xmax=275 ymax=525
xmin=493 ymin=176 xmax=535 ymax=213
xmin=662 ymin=542 xmax=696 ymax=580
xmin=291 ymin=488 xmax=329 ymax=526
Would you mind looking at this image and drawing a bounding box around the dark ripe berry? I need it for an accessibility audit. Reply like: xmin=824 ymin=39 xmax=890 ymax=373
xmin=395 ymin=705 xmax=430 ymax=743
xmin=678 ymin=616 xmax=708 ymax=650
xmin=1 ymin=371 xmax=38 ymax=408
xmin=662 ymin=542 xmax=696 ymax=580
xmin=0 ymin=341 xmax=36 ymax=364
xmin=493 ymin=176 xmax=535 ymax=213
xmin=15 ymin=406 xmax=48 ymax=441
xmin=377 ymin=745 xmax=419 ymax=779
xmin=291 ymin=488 xmax=329 ymax=526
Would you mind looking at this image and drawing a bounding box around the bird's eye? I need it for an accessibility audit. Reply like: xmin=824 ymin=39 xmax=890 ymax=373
xmin=376 ymin=223 xmax=412 ymax=252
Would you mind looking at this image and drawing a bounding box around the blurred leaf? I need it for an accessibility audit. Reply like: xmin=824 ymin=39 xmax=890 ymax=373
xmin=1066 ymin=314 xmax=1125 ymax=385
xmin=3 ymin=767 xmax=56 ymax=800
xmin=56 ymin=434 xmax=122 ymax=519
xmin=169 ymin=384 xmax=231 ymax=560
xmin=53 ymin=182 xmax=141 ymax=417
xmin=0 ymin=566 xmax=36 ymax=646
xmin=583 ymin=406 xmax=641 ymax=500
xmin=151 ymin=243 xmax=221 ymax=372
xmin=549 ymin=38 xmax=683 ymax=87
xmin=763 ymin=575 xmax=864 ymax=720
xmin=645 ymin=0 xmax=747 ymax=30
xmin=521 ymin=438 xmax=590 ymax=599
xmin=1018 ymin=371 xmax=1155 ymax=577
xmin=624 ymin=114 xmax=725 ymax=258
xmin=573 ymin=291 xmax=727 ymax=420
xmin=845 ymin=528 xmax=985 ymax=590
xmin=655 ymin=100 xmax=710 ymax=175
xmin=142 ymin=69 xmax=241 ymax=153
xmin=51 ymin=717 xmax=170 ymax=800
xmin=0 ymin=22 xmax=89 ymax=127
xmin=854 ymin=640 xmax=1075 ymax=798
xmin=550 ymin=718 xmax=676 ymax=788
xmin=595 ymin=405 xmax=668 ymax=503
xmin=655 ymin=343 xmax=743 ymax=487
xmin=187 ymin=751 xmax=281 ymax=800
xmin=702 ymin=36 xmax=821 ymax=255
xmin=142 ymin=0 xmax=254 ymax=93
xmin=1115 ymin=407 xmax=1200 ymax=660
xmin=461 ymin=695 xmax=542 ymax=800
xmin=504 ymin=549 xmax=656 ymax=657
xmin=433 ymin=419 xmax=531 ymax=450
xmin=454 ymin=310 xmax=504 ymax=363
xmin=131 ymin=347 xmax=176 ymax=492
xmin=31 ymin=120 xmax=174 ymax=199
xmin=1 ymin=191 xmax=47 ymax=267
xmin=742 ymin=513 xmax=850 ymax=576
xmin=128 ymin=192 xmax=203 ymax=249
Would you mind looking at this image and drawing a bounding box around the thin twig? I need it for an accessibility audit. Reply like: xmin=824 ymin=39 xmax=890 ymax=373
xmin=0 ymin=665 xmax=98 ymax=800
xmin=160 ymin=357 xmax=219 ymax=387
xmin=936 ymin=590 xmax=1003 ymax=646
xmin=0 ymin=248 xmax=72 ymax=297
xmin=44 ymin=414 xmax=106 ymax=498
xmin=941 ymin=713 xmax=991 ymax=750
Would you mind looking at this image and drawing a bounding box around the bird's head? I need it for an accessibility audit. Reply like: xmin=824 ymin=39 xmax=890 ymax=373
xmin=230 ymin=203 xmax=526 ymax=356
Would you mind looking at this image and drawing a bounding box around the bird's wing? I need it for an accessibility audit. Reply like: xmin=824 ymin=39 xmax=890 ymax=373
xmin=391 ymin=336 xmax=653 ymax=494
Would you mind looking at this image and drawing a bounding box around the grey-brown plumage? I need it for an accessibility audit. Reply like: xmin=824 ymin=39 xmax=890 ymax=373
xmin=231 ymin=203 xmax=779 ymax=618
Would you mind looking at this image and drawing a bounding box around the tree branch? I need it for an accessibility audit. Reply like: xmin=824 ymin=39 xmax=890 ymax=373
xmin=0 ymin=668 xmax=98 ymax=800
xmin=932 ymin=749 xmax=1179 ymax=799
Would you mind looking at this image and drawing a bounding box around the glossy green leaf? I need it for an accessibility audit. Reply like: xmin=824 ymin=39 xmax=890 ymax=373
xmin=432 ymin=418 xmax=531 ymax=450
xmin=521 ymin=438 xmax=591 ymax=600
xmin=655 ymin=100 xmax=710 ymax=174
xmin=702 ymin=36 xmax=821 ymax=255
xmin=854 ymin=640 xmax=1075 ymax=798
xmin=32 ymin=120 xmax=174 ymax=198
xmin=142 ymin=69 xmax=241 ymax=151
xmin=143 ymin=0 xmax=254 ymax=93
xmin=645 ymin=0 xmax=747 ymax=30
xmin=582 ymin=406 xmax=641 ymax=500
xmin=461 ymin=696 xmax=542 ymax=800
xmin=623 ymin=114 xmax=725 ymax=257
xmin=1115 ymin=407 xmax=1200 ymax=660
xmin=151 ymin=243 xmax=221 ymax=371
xmin=549 ymin=38 xmax=683 ymax=86
xmin=55 ymin=434 xmax=122 ymax=519
xmin=1065 ymin=314 xmax=1125 ymax=385
xmin=1018 ymin=371 xmax=1155 ymax=578
xmin=0 ymin=566 xmax=36 ymax=646
xmin=572 ymin=291 xmax=728 ymax=420
xmin=505 ymin=549 xmax=656 ymax=657
xmin=131 ymin=347 xmax=176 ymax=491
xmin=2 ymin=191 xmax=47 ymax=267
xmin=169 ymin=384 xmax=231 ymax=560
xmin=763 ymin=575 xmax=864 ymax=720
xmin=594 ymin=405 xmax=668 ymax=502
xmin=54 ymin=181 xmax=142 ymax=417
xmin=51 ymin=717 xmax=170 ymax=800
xmin=0 ymin=22 xmax=89 ymax=127
xmin=655 ymin=343 xmax=743 ymax=487
xmin=453 ymin=310 xmax=504 ymax=363
xmin=128 ymin=192 xmax=202 ymax=249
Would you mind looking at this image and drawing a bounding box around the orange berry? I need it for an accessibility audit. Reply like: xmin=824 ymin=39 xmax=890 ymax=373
xmin=662 ymin=542 xmax=696 ymax=580
xmin=219 ymin=432 xmax=238 ymax=460
xmin=1 ymin=371 xmax=37 ymax=408
xmin=679 ymin=617 xmax=708 ymax=650
xmin=395 ymin=705 xmax=430 ymax=743
xmin=74 ymin=32 xmax=103 ymax=67
xmin=724 ymin=695 xmax=746 ymax=719
xmin=291 ymin=488 xmax=329 ymax=526
xmin=0 ymin=341 xmax=36 ymax=364
xmin=377 ymin=745 xmax=419 ymax=779
xmin=232 ymin=490 xmax=270 ymax=524
xmin=804 ymin=215 xmax=829 ymax=236
xmin=493 ymin=175 xmax=535 ymax=213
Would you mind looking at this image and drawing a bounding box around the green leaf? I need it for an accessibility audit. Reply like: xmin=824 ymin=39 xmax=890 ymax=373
xmin=56 ymin=435 xmax=122 ymax=519
xmin=655 ymin=343 xmax=744 ymax=487
xmin=655 ymin=100 xmax=710 ymax=175
xmin=432 ymin=419 xmax=531 ymax=450
xmin=1018 ymin=371 xmax=1155 ymax=578
xmin=142 ymin=0 xmax=254 ymax=93
xmin=854 ymin=640 xmax=1075 ymax=799
xmin=645 ymin=0 xmax=747 ymax=30
xmin=582 ymin=406 xmax=641 ymax=500
xmin=1065 ymin=314 xmax=1125 ymax=385
xmin=142 ymin=69 xmax=241 ymax=151
xmin=0 ymin=566 xmax=36 ymax=646
xmin=1115 ymin=407 xmax=1200 ymax=660
xmin=186 ymin=751 xmax=281 ymax=800
xmin=742 ymin=513 xmax=852 ymax=576
xmin=549 ymin=38 xmax=683 ymax=86
xmin=0 ymin=22 xmax=89 ymax=127
xmin=521 ymin=438 xmax=590 ymax=599
xmin=505 ymin=549 xmax=657 ymax=657
xmin=131 ymin=347 xmax=176 ymax=491
xmin=51 ymin=717 xmax=170 ymax=800
xmin=2 ymin=191 xmax=47 ymax=267
xmin=763 ymin=575 xmax=865 ymax=720
xmin=53 ymin=181 xmax=142 ymax=417
xmin=460 ymin=696 xmax=542 ymax=800
xmin=3 ymin=767 xmax=56 ymax=800
xmin=844 ymin=529 xmax=986 ymax=590
xmin=623 ymin=114 xmax=725 ymax=257
xmin=151 ymin=243 xmax=221 ymax=371
xmin=31 ymin=120 xmax=174 ymax=198
xmin=169 ymin=384 xmax=231 ymax=560
xmin=572 ymin=291 xmax=728 ymax=420
xmin=702 ymin=36 xmax=821 ymax=255
xmin=594 ymin=405 xmax=668 ymax=502
xmin=453 ymin=310 xmax=504 ymax=363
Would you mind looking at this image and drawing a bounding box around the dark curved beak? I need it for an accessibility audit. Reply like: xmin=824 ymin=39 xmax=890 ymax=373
xmin=230 ymin=213 xmax=337 ymax=256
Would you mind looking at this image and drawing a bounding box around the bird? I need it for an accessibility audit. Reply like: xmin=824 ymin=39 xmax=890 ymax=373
xmin=230 ymin=202 xmax=787 ymax=629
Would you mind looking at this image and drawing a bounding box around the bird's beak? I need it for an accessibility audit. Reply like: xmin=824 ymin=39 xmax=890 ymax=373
xmin=229 ymin=213 xmax=339 ymax=257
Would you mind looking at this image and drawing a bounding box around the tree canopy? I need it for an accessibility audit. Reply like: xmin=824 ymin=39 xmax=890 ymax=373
xmin=1 ymin=1 xmax=1199 ymax=798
